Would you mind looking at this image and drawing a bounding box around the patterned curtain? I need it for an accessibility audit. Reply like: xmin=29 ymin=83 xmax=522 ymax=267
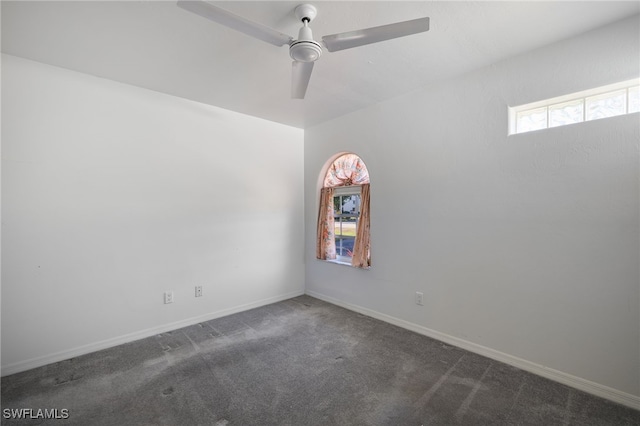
xmin=351 ymin=183 xmax=371 ymax=268
xmin=316 ymin=187 xmax=336 ymax=260
xmin=324 ymin=154 xmax=370 ymax=187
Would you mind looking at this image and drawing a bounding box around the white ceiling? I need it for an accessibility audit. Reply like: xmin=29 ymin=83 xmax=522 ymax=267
xmin=2 ymin=1 xmax=639 ymax=129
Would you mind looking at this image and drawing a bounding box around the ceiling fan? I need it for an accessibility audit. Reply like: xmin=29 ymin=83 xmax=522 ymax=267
xmin=177 ymin=1 xmax=430 ymax=99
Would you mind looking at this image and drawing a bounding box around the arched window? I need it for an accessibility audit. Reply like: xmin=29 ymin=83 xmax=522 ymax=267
xmin=317 ymin=153 xmax=371 ymax=268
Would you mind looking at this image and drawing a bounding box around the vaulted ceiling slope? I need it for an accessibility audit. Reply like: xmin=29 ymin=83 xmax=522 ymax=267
xmin=2 ymin=1 xmax=639 ymax=129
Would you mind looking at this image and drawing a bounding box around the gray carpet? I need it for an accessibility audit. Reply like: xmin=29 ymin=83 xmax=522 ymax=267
xmin=1 ymin=295 xmax=639 ymax=425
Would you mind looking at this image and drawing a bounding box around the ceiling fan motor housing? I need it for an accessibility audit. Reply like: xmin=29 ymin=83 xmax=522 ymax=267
xmin=290 ymin=25 xmax=323 ymax=62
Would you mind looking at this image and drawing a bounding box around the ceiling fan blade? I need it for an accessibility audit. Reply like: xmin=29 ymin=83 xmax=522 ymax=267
xmin=177 ymin=1 xmax=293 ymax=47
xmin=322 ymin=17 xmax=430 ymax=52
xmin=292 ymin=61 xmax=314 ymax=99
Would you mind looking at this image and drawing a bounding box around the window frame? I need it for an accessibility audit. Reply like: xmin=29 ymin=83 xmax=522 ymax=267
xmin=509 ymin=78 xmax=640 ymax=135
xmin=331 ymin=185 xmax=362 ymax=265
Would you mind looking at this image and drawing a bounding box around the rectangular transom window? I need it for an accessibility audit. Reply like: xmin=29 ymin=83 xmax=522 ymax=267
xmin=509 ymin=79 xmax=640 ymax=135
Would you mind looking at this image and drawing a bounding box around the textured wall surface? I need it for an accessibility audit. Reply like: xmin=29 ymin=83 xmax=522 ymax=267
xmin=305 ymin=16 xmax=639 ymax=398
xmin=2 ymin=54 xmax=305 ymax=372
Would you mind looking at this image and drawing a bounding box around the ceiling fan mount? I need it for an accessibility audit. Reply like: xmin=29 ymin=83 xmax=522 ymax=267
xmin=177 ymin=1 xmax=430 ymax=99
xmin=294 ymin=4 xmax=317 ymax=24
xmin=290 ymin=5 xmax=322 ymax=63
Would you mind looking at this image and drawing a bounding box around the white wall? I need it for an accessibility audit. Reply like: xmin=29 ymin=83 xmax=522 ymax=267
xmin=305 ymin=15 xmax=640 ymax=402
xmin=1 ymin=54 xmax=304 ymax=373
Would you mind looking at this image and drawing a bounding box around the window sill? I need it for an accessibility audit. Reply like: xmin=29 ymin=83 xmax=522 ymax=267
xmin=323 ymin=259 xmax=370 ymax=270
xmin=326 ymin=259 xmax=351 ymax=267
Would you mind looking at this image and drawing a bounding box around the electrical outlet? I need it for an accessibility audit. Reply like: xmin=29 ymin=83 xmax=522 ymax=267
xmin=164 ymin=291 xmax=174 ymax=304
xmin=195 ymin=286 xmax=203 ymax=297
xmin=415 ymin=291 xmax=424 ymax=306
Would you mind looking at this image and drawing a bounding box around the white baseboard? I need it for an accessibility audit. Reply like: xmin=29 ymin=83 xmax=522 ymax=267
xmin=306 ymin=290 xmax=640 ymax=410
xmin=1 ymin=290 xmax=304 ymax=377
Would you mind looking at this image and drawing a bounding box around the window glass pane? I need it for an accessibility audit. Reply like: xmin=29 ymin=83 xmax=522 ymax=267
xmin=335 ymin=237 xmax=343 ymax=256
xmin=332 ymin=192 xmax=360 ymax=259
xmin=341 ymin=217 xmax=357 ymax=237
xmin=549 ymin=99 xmax=584 ymax=128
xmin=629 ymin=86 xmax=640 ymax=113
xmin=516 ymin=107 xmax=547 ymax=133
xmin=586 ymin=89 xmax=626 ymax=121
xmin=336 ymin=237 xmax=355 ymax=257
xmin=334 ymin=217 xmax=357 ymax=237
xmin=333 ymin=196 xmax=340 ymax=214
xmin=343 ymin=238 xmax=354 ymax=257
xmin=341 ymin=195 xmax=360 ymax=215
